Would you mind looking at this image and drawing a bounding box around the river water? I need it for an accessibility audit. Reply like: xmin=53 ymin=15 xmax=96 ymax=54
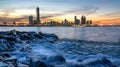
xmin=0 ymin=27 xmax=120 ymax=42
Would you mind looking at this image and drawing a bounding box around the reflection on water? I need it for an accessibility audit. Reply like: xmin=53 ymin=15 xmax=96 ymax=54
xmin=0 ymin=27 xmax=120 ymax=42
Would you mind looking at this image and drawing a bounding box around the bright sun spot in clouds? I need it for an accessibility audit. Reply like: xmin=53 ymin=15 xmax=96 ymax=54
xmin=0 ymin=12 xmax=5 ymax=16
xmin=8 ymin=9 xmax=35 ymax=18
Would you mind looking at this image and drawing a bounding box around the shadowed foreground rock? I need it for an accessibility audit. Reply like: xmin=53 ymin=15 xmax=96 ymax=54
xmin=0 ymin=30 xmax=119 ymax=67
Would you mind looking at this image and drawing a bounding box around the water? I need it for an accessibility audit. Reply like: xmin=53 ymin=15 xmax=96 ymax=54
xmin=0 ymin=27 xmax=120 ymax=66
xmin=0 ymin=27 xmax=120 ymax=42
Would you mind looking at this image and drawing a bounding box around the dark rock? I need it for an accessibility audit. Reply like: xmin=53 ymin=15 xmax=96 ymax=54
xmin=33 ymin=32 xmax=43 ymax=39
xmin=5 ymin=56 xmax=17 ymax=62
xmin=0 ymin=56 xmax=3 ymax=61
xmin=29 ymin=58 xmax=47 ymax=67
xmin=47 ymin=55 xmax=66 ymax=63
xmin=0 ymin=39 xmax=7 ymax=44
xmin=5 ymin=56 xmax=17 ymax=66
xmin=19 ymin=33 xmax=32 ymax=40
xmin=85 ymin=57 xmax=115 ymax=67
xmin=66 ymin=62 xmax=84 ymax=67
xmin=44 ymin=34 xmax=58 ymax=40
xmin=0 ymin=44 xmax=8 ymax=51
xmin=5 ymin=36 xmax=16 ymax=42
xmin=1 ymin=52 xmax=11 ymax=58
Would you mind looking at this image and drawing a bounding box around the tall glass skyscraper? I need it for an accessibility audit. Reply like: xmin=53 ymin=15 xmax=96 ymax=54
xmin=81 ymin=16 xmax=86 ymax=25
xmin=36 ymin=7 xmax=40 ymax=24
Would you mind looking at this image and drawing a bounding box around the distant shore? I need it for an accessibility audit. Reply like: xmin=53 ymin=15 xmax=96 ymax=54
xmin=0 ymin=25 xmax=120 ymax=27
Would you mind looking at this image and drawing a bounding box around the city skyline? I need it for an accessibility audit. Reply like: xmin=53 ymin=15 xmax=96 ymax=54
xmin=0 ymin=0 xmax=120 ymax=25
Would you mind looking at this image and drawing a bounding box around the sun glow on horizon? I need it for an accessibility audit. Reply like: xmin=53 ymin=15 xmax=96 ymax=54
xmin=0 ymin=0 xmax=120 ymax=25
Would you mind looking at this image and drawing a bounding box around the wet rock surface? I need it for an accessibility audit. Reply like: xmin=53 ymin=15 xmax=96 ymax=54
xmin=0 ymin=30 xmax=119 ymax=67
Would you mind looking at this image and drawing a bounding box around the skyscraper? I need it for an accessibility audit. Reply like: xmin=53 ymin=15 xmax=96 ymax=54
xmin=29 ymin=15 xmax=33 ymax=25
xmin=74 ymin=16 xmax=80 ymax=25
xmin=81 ymin=16 xmax=86 ymax=25
xmin=36 ymin=7 xmax=40 ymax=24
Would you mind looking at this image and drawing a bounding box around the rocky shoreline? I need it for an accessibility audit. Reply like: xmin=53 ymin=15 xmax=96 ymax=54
xmin=0 ymin=30 xmax=119 ymax=67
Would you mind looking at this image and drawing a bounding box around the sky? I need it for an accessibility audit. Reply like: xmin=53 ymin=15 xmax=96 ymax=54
xmin=0 ymin=0 xmax=120 ymax=25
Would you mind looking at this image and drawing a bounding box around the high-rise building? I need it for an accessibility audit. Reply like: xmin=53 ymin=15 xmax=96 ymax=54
xmin=86 ymin=20 xmax=92 ymax=25
xmin=29 ymin=15 xmax=33 ymax=25
xmin=13 ymin=21 xmax=16 ymax=25
xmin=81 ymin=16 xmax=86 ymax=25
xmin=63 ymin=19 xmax=68 ymax=24
xmin=36 ymin=7 xmax=40 ymax=24
xmin=74 ymin=16 xmax=80 ymax=25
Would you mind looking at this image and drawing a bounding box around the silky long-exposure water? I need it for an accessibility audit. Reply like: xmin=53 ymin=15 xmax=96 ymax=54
xmin=0 ymin=27 xmax=120 ymax=67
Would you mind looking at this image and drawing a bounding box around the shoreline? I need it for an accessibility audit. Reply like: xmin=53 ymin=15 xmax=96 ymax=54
xmin=0 ymin=26 xmax=120 ymax=27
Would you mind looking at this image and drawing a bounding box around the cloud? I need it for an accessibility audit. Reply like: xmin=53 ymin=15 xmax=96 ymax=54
xmin=0 ymin=15 xmax=28 ymax=23
xmin=100 ymin=12 xmax=120 ymax=18
xmin=41 ymin=14 xmax=64 ymax=19
xmin=41 ymin=6 xmax=99 ymax=19
xmin=64 ymin=6 xmax=99 ymax=15
xmin=0 ymin=6 xmax=99 ymax=23
xmin=42 ymin=6 xmax=99 ymax=18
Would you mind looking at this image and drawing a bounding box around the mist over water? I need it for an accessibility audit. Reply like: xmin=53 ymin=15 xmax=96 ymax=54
xmin=0 ymin=27 xmax=120 ymax=42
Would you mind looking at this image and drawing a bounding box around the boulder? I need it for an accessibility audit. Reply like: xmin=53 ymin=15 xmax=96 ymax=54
xmin=44 ymin=34 xmax=58 ymax=40
xmin=33 ymin=32 xmax=43 ymax=39
xmin=10 ymin=51 xmax=29 ymax=58
xmin=1 ymin=52 xmax=11 ymax=58
xmin=17 ymin=63 xmax=29 ymax=67
xmin=4 ymin=36 xmax=16 ymax=42
xmin=29 ymin=59 xmax=47 ymax=67
xmin=0 ymin=62 xmax=8 ymax=67
xmin=5 ymin=56 xmax=17 ymax=62
xmin=20 ymin=44 xmax=31 ymax=52
xmin=84 ymin=57 xmax=115 ymax=67
xmin=0 ymin=56 xmax=3 ymax=61
xmin=19 ymin=33 xmax=32 ymax=40
xmin=0 ymin=44 xmax=8 ymax=51
xmin=47 ymin=55 xmax=66 ymax=63
xmin=18 ymin=57 xmax=31 ymax=65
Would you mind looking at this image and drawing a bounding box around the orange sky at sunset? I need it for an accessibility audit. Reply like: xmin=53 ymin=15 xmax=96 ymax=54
xmin=0 ymin=0 xmax=120 ymax=25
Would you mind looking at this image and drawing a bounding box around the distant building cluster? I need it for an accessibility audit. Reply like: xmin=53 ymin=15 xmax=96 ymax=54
xmin=29 ymin=7 xmax=40 ymax=25
xmin=74 ymin=16 xmax=92 ymax=26
xmin=1 ymin=7 xmax=120 ymax=27
xmin=42 ymin=16 xmax=92 ymax=26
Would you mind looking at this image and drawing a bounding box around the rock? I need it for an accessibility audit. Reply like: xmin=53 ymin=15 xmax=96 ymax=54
xmin=20 ymin=44 xmax=31 ymax=52
xmin=33 ymin=32 xmax=43 ymax=39
xmin=5 ymin=36 xmax=16 ymax=42
xmin=5 ymin=56 xmax=17 ymax=67
xmin=44 ymin=34 xmax=58 ymax=40
xmin=0 ymin=39 xmax=6 ymax=44
xmin=10 ymin=51 xmax=29 ymax=58
xmin=66 ymin=62 xmax=84 ymax=67
xmin=1 ymin=52 xmax=11 ymax=58
xmin=5 ymin=56 xmax=17 ymax=62
xmin=17 ymin=63 xmax=29 ymax=67
xmin=47 ymin=55 xmax=66 ymax=63
xmin=18 ymin=57 xmax=30 ymax=65
xmin=0 ymin=44 xmax=8 ymax=51
xmin=8 ymin=62 xmax=15 ymax=67
xmin=29 ymin=58 xmax=47 ymax=67
xmin=19 ymin=33 xmax=32 ymax=40
xmin=84 ymin=57 xmax=115 ymax=67
xmin=0 ymin=62 xmax=8 ymax=67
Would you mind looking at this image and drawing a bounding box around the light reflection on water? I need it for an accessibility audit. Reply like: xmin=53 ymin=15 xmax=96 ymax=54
xmin=0 ymin=27 xmax=120 ymax=42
